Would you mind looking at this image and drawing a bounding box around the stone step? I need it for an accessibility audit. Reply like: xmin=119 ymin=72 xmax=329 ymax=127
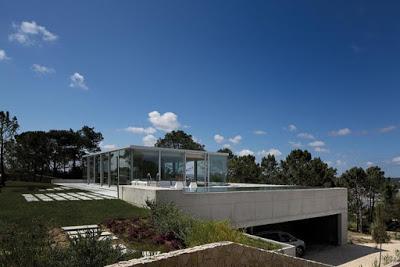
xmin=62 ymin=225 xmax=99 ymax=231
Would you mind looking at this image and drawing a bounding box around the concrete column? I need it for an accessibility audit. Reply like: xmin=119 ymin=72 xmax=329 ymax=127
xmin=100 ymin=154 xmax=103 ymax=186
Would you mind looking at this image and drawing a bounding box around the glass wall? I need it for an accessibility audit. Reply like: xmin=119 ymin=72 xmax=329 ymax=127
xmin=88 ymin=156 xmax=95 ymax=183
xmin=95 ymin=155 xmax=101 ymax=183
xmin=132 ymin=149 xmax=159 ymax=181
xmin=102 ymin=153 xmax=109 ymax=186
xmin=119 ymin=149 xmax=131 ymax=185
xmin=209 ymin=154 xmax=227 ymax=184
xmin=82 ymin=157 xmax=87 ymax=181
xmin=110 ymin=152 xmax=118 ymax=185
xmin=161 ymin=151 xmax=185 ymax=182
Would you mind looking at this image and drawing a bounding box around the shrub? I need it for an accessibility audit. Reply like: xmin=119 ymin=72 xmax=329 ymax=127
xmin=146 ymin=200 xmax=193 ymax=246
xmin=185 ymin=220 xmax=279 ymax=250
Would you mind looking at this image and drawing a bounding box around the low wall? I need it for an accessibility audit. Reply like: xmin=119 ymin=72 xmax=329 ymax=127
xmin=106 ymin=242 xmax=332 ymax=267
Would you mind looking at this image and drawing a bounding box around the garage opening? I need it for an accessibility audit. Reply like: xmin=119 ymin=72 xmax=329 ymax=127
xmin=248 ymin=214 xmax=340 ymax=246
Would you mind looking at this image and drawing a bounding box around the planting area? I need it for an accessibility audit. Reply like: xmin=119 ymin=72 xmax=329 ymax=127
xmin=0 ymin=181 xmax=279 ymax=267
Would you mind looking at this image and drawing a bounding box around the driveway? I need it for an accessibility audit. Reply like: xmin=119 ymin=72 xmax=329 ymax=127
xmin=304 ymin=234 xmax=400 ymax=266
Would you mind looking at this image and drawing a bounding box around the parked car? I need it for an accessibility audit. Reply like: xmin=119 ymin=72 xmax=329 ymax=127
xmin=257 ymin=230 xmax=306 ymax=257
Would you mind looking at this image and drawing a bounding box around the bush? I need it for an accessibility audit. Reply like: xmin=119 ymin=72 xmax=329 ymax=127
xmin=146 ymin=200 xmax=193 ymax=246
xmin=186 ymin=220 xmax=279 ymax=250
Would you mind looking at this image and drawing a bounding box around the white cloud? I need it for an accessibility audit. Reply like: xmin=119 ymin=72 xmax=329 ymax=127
xmin=9 ymin=21 xmax=58 ymax=45
xmin=297 ymin=132 xmax=315 ymax=139
xmin=0 ymin=49 xmax=10 ymax=61
xmin=125 ymin=127 xmax=156 ymax=135
xmin=366 ymin=161 xmax=375 ymax=167
xmin=258 ymin=148 xmax=282 ymax=158
xmin=308 ymin=140 xmax=325 ymax=147
xmin=222 ymin=144 xmax=231 ymax=149
xmin=330 ymin=128 xmax=351 ymax=136
xmin=237 ymin=149 xmax=254 ymax=156
xmin=254 ymin=130 xmax=266 ymax=135
xmin=70 ymin=72 xmax=88 ymax=90
xmin=100 ymin=142 xmax=117 ymax=151
xmin=214 ymin=134 xmax=224 ymax=144
xmin=380 ymin=125 xmax=396 ymax=133
xmin=143 ymin=134 xmax=157 ymax=147
xmin=314 ymin=147 xmax=329 ymax=153
xmin=229 ymin=135 xmax=242 ymax=144
xmin=288 ymin=124 xmax=297 ymax=132
xmin=32 ymin=64 xmax=54 ymax=74
xmin=392 ymin=156 xmax=400 ymax=165
xmin=148 ymin=111 xmax=180 ymax=132
xmin=289 ymin=141 xmax=302 ymax=148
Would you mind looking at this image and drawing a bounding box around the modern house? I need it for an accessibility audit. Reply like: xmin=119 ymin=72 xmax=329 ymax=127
xmin=82 ymin=145 xmax=348 ymax=247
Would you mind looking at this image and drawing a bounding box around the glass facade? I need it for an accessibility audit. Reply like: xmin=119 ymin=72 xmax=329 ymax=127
xmin=82 ymin=146 xmax=228 ymax=188
xmin=119 ymin=149 xmax=131 ymax=185
xmin=132 ymin=149 xmax=159 ymax=181
xmin=209 ymin=154 xmax=228 ymax=184
xmin=82 ymin=157 xmax=87 ymax=181
xmin=110 ymin=152 xmax=118 ymax=185
xmin=102 ymin=153 xmax=109 ymax=186
xmin=161 ymin=151 xmax=185 ymax=182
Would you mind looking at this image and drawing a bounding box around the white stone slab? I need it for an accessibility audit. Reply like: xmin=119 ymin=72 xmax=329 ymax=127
xmin=65 ymin=192 xmax=90 ymax=200
xmin=35 ymin=194 xmax=54 ymax=201
xmin=57 ymin=193 xmax=79 ymax=200
xmin=46 ymin=193 xmax=67 ymax=201
xmin=22 ymin=194 xmax=39 ymax=202
xmin=61 ymin=225 xmax=99 ymax=231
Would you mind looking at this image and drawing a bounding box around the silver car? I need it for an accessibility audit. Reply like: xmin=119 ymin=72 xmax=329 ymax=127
xmin=258 ymin=231 xmax=306 ymax=257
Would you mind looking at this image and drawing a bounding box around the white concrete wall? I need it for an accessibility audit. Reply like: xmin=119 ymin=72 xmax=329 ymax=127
xmin=121 ymin=186 xmax=348 ymax=245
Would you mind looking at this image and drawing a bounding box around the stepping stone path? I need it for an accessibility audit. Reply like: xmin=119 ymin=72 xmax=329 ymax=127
xmin=61 ymin=225 xmax=127 ymax=253
xmin=22 ymin=188 xmax=116 ymax=202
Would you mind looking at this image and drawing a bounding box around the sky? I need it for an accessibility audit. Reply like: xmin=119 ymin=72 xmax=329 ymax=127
xmin=1 ymin=0 xmax=400 ymax=176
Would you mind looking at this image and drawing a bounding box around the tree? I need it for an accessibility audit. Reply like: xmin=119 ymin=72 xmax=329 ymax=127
xmin=371 ymin=203 xmax=390 ymax=267
xmin=280 ymin=149 xmax=336 ymax=186
xmin=340 ymin=167 xmax=368 ymax=232
xmin=217 ymin=148 xmax=234 ymax=159
xmin=0 ymin=111 xmax=19 ymax=186
xmin=155 ymin=130 xmax=204 ymax=151
xmin=366 ymin=166 xmax=385 ymax=222
xmin=228 ymin=155 xmax=261 ymax=184
xmin=260 ymin=154 xmax=280 ymax=184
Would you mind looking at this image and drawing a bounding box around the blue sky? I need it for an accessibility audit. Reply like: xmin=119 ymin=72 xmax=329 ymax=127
xmin=1 ymin=0 xmax=400 ymax=176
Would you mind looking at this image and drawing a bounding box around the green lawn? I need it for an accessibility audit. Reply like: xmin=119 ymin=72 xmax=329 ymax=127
xmin=0 ymin=181 xmax=149 ymax=231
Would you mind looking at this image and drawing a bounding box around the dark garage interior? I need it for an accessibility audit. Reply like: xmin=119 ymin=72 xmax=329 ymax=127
xmin=249 ymin=214 xmax=340 ymax=246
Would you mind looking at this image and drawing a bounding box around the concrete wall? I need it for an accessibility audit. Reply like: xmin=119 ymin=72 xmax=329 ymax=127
xmin=106 ymin=241 xmax=332 ymax=267
xmin=121 ymin=186 xmax=348 ymax=245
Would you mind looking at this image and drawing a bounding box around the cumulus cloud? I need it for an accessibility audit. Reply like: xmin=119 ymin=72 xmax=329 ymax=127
xmin=100 ymin=142 xmax=117 ymax=151
xmin=258 ymin=148 xmax=282 ymax=158
xmin=253 ymin=130 xmax=266 ymax=135
xmin=125 ymin=127 xmax=156 ymax=135
xmin=237 ymin=149 xmax=254 ymax=156
xmin=308 ymin=140 xmax=326 ymax=147
xmin=392 ymin=156 xmax=400 ymax=165
xmin=289 ymin=141 xmax=302 ymax=148
xmin=9 ymin=21 xmax=58 ymax=45
xmin=229 ymin=135 xmax=242 ymax=144
xmin=32 ymin=64 xmax=54 ymax=75
xmin=0 ymin=49 xmax=10 ymax=61
xmin=214 ymin=134 xmax=224 ymax=144
xmin=297 ymin=132 xmax=315 ymax=139
xmin=143 ymin=134 xmax=157 ymax=147
xmin=366 ymin=161 xmax=375 ymax=167
xmin=70 ymin=72 xmax=88 ymax=90
xmin=336 ymin=160 xmax=346 ymax=166
xmin=330 ymin=128 xmax=351 ymax=136
xmin=222 ymin=144 xmax=231 ymax=149
xmin=380 ymin=125 xmax=397 ymax=133
xmin=288 ymin=124 xmax=297 ymax=132
xmin=148 ymin=111 xmax=180 ymax=132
